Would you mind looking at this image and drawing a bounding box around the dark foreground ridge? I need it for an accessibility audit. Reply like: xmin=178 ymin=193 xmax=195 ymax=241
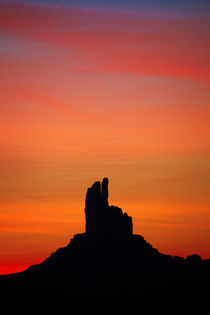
xmin=0 ymin=178 xmax=210 ymax=297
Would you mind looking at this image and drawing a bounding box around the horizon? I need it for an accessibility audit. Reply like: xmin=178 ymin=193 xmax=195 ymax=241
xmin=0 ymin=0 xmax=210 ymax=274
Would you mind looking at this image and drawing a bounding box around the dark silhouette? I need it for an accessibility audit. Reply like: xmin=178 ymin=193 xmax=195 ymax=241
xmin=0 ymin=178 xmax=209 ymax=298
xmin=85 ymin=178 xmax=132 ymax=237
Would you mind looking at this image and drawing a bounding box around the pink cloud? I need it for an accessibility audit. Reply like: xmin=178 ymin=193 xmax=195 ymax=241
xmin=0 ymin=3 xmax=209 ymax=81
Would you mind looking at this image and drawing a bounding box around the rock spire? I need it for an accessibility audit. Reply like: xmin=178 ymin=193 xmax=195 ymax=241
xmin=85 ymin=178 xmax=133 ymax=238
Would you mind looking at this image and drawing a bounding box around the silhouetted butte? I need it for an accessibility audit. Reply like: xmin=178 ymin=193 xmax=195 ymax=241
xmin=0 ymin=178 xmax=209 ymax=297
xmin=85 ymin=178 xmax=133 ymax=238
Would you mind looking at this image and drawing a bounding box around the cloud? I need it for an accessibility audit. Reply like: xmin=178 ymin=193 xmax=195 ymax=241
xmin=0 ymin=3 xmax=209 ymax=81
xmin=2 ymin=0 xmax=210 ymax=10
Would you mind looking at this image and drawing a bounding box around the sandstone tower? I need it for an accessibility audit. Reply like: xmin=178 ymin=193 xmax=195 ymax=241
xmin=85 ymin=178 xmax=133 ymax=238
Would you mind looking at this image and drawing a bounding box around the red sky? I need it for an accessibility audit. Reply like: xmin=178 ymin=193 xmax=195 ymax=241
xmin=0 ymin=2 xmax=210 ymax=274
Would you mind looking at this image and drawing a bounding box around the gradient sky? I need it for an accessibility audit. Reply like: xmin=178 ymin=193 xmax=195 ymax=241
xmin=0 ymin=0 xmax=210 ymax=274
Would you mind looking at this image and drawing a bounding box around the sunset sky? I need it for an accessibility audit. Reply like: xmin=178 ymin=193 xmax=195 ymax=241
xmin=0 ymin=0 xmax=210 ymax=274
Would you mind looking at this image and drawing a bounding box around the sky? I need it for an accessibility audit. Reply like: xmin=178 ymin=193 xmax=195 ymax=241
xmin=0 ymin=0 xmax=210 ymax=274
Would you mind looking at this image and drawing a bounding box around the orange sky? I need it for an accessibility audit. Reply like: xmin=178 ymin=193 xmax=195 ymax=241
xmin=0 ymin=2 xmax=210 ymax=274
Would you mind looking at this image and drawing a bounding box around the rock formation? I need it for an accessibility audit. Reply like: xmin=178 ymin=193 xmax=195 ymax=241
xmin=0 ymin=177 xmax=209 ymax=298
xmin=85 ymin=178 xmax=133 ymax=238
